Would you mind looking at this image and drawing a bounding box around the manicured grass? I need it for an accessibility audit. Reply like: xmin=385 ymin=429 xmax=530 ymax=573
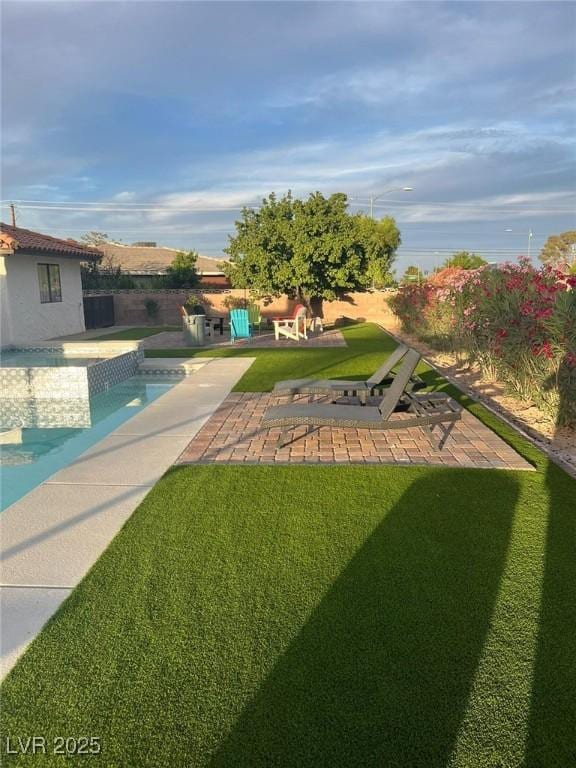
xmin=93 ymin=326 xmax=180 ymax=340
xmin=2 ymin=323 xmax=574 ymax=766
xmin=145 ymin=322 xmax=406 ymax=391
xmin=2 ymin=462 xmax=574 ymax=767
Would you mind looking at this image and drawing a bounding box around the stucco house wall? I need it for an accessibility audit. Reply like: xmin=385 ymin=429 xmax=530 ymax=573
xmin=0 ymin=257 xmax=10 ymax=346
xmin=1 ymin=252 xmax=86 ymax=346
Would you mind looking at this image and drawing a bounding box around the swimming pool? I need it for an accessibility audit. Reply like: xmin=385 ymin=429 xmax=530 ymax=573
xmin=0 ymin=375 xmax=178 ymax=511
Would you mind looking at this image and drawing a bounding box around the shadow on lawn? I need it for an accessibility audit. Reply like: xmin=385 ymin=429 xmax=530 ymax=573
xmin=525 ymin=343 xmax=576 ymax=767
xmin=211 ymin=469 xmax=519 ymax=768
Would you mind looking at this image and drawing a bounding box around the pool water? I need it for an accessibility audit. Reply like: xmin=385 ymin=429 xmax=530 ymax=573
xmin=0 ymin=375 xmax=178 ymax=511
xmin=0 ymin=351 xmax=104 ymax=367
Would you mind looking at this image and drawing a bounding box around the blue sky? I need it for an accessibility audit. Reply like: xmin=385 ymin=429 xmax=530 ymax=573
xmin=2 ymin=0 xmax=575 ymax=272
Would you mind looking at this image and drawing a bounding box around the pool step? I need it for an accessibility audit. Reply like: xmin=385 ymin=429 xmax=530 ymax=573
xmin=137 ymin=358 xmax=208 ymax=376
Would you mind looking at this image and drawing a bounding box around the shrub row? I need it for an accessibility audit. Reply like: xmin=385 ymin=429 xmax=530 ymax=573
xmin=388 ymin=259 xmax=576 ymax=426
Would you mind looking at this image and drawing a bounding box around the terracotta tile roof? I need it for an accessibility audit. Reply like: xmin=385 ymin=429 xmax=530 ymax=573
xmin=99 ymin=243 xmax=228 ymax=274
xmin=0 ymin=223 xmax=101 ymax=259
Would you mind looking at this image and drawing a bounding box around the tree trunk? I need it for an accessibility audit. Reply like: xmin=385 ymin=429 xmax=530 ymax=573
xmin=296 ymin=287 xmax=313 ymax=316
xmin=310 ymin=296 xmax=324 ymax=319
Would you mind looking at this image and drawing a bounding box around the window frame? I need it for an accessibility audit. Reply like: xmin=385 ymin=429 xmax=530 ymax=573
xmin=37 ymin=263 xmax=63 ymax=304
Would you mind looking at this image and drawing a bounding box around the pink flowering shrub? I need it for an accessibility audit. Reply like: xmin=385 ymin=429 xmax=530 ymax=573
xmin=389 ymin=260 xmax=576 ymax=426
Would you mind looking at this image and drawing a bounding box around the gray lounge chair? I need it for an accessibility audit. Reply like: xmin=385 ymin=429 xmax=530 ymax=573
xmin=263 ymin=349 xmax=461 ymax=449
xmin=272 ymin=343 xmax=424 ymax=404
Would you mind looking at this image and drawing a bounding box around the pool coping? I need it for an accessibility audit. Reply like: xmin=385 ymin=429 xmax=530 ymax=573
xmin=0 ymin=357 xmax=256 ymax=678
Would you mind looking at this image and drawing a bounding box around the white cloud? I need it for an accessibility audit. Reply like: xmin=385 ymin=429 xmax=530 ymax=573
xmin=2 ymin=1 xmax=574 ymax=260
xmin=113 ymin=191 xmax=137 ymax=202
xmin=158 ymin=120 xmax=573 ymax=205
xmin=269 ymin=67 xmax=437 ymax=109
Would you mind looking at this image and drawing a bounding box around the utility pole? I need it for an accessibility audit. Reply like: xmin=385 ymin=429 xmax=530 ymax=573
xmin=9 ymin=203 xmax=16 ymax=227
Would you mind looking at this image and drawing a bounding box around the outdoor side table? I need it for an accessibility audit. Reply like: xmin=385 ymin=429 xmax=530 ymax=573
xmin=206 ymin=316 xmax=225 ymax=336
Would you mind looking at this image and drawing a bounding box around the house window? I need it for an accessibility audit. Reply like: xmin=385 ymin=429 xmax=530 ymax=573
xmin=38 ymin=263 xmax=62 ymax=303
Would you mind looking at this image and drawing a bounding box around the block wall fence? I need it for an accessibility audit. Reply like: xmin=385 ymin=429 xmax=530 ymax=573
xmin=83 ymin=289 xmax=401 ymax=331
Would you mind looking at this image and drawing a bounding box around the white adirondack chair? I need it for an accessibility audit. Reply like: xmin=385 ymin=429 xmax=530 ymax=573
xmin=273 ymin=305 xmax=308 ymax=341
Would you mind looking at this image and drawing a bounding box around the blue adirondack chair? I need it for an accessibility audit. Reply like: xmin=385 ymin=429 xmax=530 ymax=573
xmin=230 ymin=309 xmax=252 ymax=343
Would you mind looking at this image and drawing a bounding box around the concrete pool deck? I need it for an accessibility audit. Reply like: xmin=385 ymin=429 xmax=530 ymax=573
xmin=0 ymin=357 xmax=255 ymax=678
xmin=51 ymin=326 xmax=140 ymax=340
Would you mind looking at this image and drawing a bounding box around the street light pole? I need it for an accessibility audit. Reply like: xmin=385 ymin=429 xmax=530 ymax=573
xmin=369 ymin=186 xmax=413 ymax=218
xmin=505 ymin=228 xmax=534 ymax=259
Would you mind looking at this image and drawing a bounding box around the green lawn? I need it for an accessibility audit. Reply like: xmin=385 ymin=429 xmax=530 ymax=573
xmin=93 ymin=326 xmax=180 ymax=340
xmin=146 ymin=322 xmax=411 ymax=391
xmin=2 ymin=324 xmax=574 ymax=767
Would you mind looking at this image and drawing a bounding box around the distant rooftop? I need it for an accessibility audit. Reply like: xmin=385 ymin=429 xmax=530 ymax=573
xmin=99 ymin=242 xmax=228 ymax=274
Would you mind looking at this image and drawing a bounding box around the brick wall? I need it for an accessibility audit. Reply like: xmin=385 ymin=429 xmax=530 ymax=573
xmin=83 ymin=289 xmax=400 ymax=331
xmin=319 ymin=292 xmax=399 ymax=331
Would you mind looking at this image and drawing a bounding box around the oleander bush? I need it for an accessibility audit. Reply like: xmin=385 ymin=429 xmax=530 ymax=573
xmin=389 ymin=259 xmax=576 ymax=426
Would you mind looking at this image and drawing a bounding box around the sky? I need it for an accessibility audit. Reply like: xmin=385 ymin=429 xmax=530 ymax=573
xmin=1 ymin=0 xmax=575 ymax=273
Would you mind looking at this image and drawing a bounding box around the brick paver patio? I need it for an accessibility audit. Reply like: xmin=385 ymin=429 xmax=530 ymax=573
xmin=142 ymin=328 xmax=346 ymax=349
xmin=176 ymin=393 xmax=534 ymax=470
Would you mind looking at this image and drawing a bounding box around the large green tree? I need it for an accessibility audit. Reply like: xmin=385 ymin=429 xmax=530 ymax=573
xmin=223 ymin=191 xmax=400 ymax=306
xmin=165 ymin=251 xmax=199 ymax=288
xmin=355 ymin=214 xmax=401 ymax=288
xmin=443 ymin=251 xmax=487 ymax=269
xmin=539 ymin=231 xmax=576 ymax=269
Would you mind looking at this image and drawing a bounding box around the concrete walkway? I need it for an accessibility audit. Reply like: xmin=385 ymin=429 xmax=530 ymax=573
xmin=0 ymin=357 xmax=254 ymax=678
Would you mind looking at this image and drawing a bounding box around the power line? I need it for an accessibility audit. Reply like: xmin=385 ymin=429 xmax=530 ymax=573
xmin=0 ymin=199 xmax=259 ymax=207
xmin=349 ymin=197 xmax=576 ymax=209
xmin=2 ymin=198 xmax=574 ymax=214
xmin=0 ymin=204 xmax=249 ymax=213
xmin=396 ymin=248 xmax=539 ymax=253
xmin=402 ymin=228 xmax=546 ymax=233
xmin=44 ymin=226 xmax=233 ymax=234
xmin=5 ymin=196 xmax=574 ymax=209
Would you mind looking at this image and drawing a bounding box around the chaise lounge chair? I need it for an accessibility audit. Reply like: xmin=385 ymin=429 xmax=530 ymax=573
xmin=272 ymin=343 xmax=424 ymax=404
xmin=262 ymin=349 xmax=461 ymax=449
